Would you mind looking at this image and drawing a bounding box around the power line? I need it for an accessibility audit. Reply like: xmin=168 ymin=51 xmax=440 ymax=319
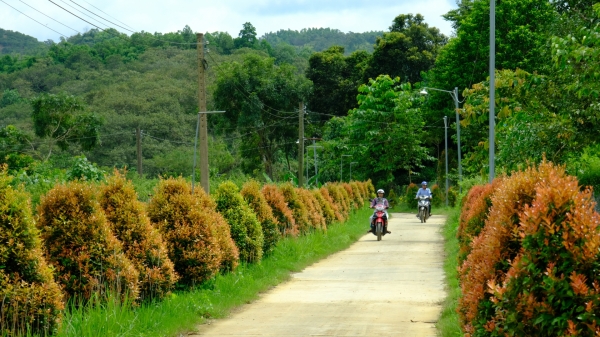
xmin=66 ymin=0 xmax=135 ymax=33
xmin=18 ymin=0 xmax=79 ymax=34
xmin=0 ymin=0 xmax=69 ymax=38
xmin=48 ymin=0 xmax=106 ymax=32
xmin=80 ymin=0 xmax=135 ymax=30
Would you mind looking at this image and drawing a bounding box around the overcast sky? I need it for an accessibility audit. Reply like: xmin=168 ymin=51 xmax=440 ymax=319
xmin=1 ymin=0 xmax=458 ymax=42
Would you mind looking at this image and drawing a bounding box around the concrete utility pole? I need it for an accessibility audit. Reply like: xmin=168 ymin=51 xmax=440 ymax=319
xmin=443 ymin=116 xmax=448 ymax=207
xmin=489 ymin=0 xmax=496 ymax=183
xmin=298 ymin=102 xmax=304 ymax=187
xmin=306 ymin=138 xmax=322 ymax=186
xmin=197 ymin=33 xmax=209 ymax=194
xmin=136 ymin=127 xmax=142 ymax=177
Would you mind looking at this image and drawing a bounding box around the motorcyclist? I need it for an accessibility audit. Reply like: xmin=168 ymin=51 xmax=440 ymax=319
xmin=368 ymin=189 xmax=391 ymax=234
xmin=415 ymin=181 xmax=432 ymax=217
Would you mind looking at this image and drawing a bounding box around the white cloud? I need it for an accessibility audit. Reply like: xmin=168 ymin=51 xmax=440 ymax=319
xmin=0 ymin=0 xmax=456 ymax=42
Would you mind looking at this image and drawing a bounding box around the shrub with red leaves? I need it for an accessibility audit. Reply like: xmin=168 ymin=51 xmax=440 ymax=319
xmin=241 ymin=180 xmax=280 ymax=255
xmin=261 ymin=184 xmax=297 ymax=236
xmin=296 ymin=188 xmax=326 ymax=231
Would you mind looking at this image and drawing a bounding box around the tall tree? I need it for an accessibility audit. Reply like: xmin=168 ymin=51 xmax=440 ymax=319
xmin=213 ymin=53 xmax=311 ymax=179
xmin=235 ymin=22 xmax=259 ymax=49
xmin=366 ymin=14 xmax=447 ymax=84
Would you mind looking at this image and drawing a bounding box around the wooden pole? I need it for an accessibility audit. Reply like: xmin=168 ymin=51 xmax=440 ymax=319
xmin=197 ymin=33 xmax=209 ymax=193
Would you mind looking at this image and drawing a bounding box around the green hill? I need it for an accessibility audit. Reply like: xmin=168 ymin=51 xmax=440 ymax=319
xmin=261 ymin=28 xmax=382 ymax=53
xmin=0 ymin=28 xmax=48 ymax=55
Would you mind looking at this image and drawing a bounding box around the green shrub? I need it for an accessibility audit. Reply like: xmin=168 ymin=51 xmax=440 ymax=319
xmin=99 ymin=171 xmax=178 ymax=301
xmin=214 ymin=181 xmax=264 ymax=263
xmin=261 ymin=184 xmax=297 ymax=236
xmin=66 ymin=156 xmax=105 ymax=182
xmin=448 ymin=186 xmax=459 ymax=207
xmin=320 ymin=186 xmax=344 ymax=222
xmin=147 ymin=178 xmax=237 ymax=284
xmin=366 ymin=179 xmax=375 ymax=198
xmin=0 ymin=167 xmax=64 ymax=336
xmin=327 ymin=184 xmax=349 ymax=219
xmin=405 ymin=183 xmax=419 ymax=209
xmin=280 ymin=183 xmax=311 ymax=234
xmin=37 ymin=181 xmax=140 ymax=302
xmin=431 ymin=184 xmax=444 ymax=207
xmin=387 ymin=188 xmax=398 ymax=207
xmin=240 ymin=180 xmax=280 ymax=256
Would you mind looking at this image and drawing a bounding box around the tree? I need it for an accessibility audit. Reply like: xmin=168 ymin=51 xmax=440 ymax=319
xmin=0 ymin=125 xmax=34 ymax=171
xmin=366 ymin=14 xmax=447 ymax=84
xmin=30 ymin=92 xmax=103 ymax=159
xmin=333 ymin=75 xmax=432 ymax=187
xmin=306 ymin=46 xmax=369 ymax=120
xmin=213 ymin=53 xmax=311 ymax=179
xmin=235 ymin=22 xmax=258 ymax=49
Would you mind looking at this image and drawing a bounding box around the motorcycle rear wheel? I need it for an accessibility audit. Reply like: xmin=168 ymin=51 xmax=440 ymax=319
xmin=419 ymin=209 xmax=424 ymax=223
xmin=376 ymin=223 xmax=382 ymax=241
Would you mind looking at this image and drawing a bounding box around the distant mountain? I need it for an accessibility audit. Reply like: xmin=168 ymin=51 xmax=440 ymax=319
xmin=0 ymin=28 xmax=48 ymax=55
xmin=261 ymin=28 xmax=383 ymax=54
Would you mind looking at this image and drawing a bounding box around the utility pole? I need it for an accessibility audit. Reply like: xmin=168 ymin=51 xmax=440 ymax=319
xmin=443 ymin=116 xmax=448 ymax=207
xmin=136 ymin=127 xmax=142 ymax=177
xmin=306 ymin=138 xmax=322 ymax=186
xmin=197 ymin=33 xmax=209 ymax=194
xmin=298 ymin=102 xmax=304 ymax=187
xmin=489 ymin=0 xmax=496 ymax=183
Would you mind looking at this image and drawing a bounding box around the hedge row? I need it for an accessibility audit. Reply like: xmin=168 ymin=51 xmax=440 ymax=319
xmin=457 ymin=161 xmax=600 ymax=336
xmin=0 ymin=170 xmax=374 ymax=336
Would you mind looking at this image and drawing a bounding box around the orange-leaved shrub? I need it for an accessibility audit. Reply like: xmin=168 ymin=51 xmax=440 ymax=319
xmin=326 ymin=184 xmax=349 ymax=220
xmin=147 ymin=178 xmax=238 ymax=284
xmin=0 ymin=167 xmax=64 ymax=336
xmin=341 ymin=183 xmax=356 ymax=210
xmin=280 ymin=183 xmax=311 ymax=234
xmin=350 ymin=182 xmax=365 ymax=208
xmin=296 ymin=188 xmax=325 ymax=230
xmin=312 ymin=189 xmax=336 ymax=227
xmin=482 ymin=164 xmax=600 ymax=336
xmin=319 ymin=186 xmax=344 ymax=222
xmin=457 ymin=178 xmax=503 ymax=264
xmin=261 ymin=184 xmax=297 ymax=237
xmin=356 ymin=181 xmax=368 ymax=202
xmin=37 ymin=181 xmax=140 ymax=302
xmin=99 ymin=171 xmax=178 ymax=301
xmin=240 ymin=180 xmax=280 ymax=255
xmin=215 ymin=181 xmax=264 ymax=263
xmin=458 ymin=161 xmax=597 ymax=336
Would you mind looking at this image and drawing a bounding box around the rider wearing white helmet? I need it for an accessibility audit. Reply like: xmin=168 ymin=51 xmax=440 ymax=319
xmin=368 ymin=189 xmax=391 ymax=234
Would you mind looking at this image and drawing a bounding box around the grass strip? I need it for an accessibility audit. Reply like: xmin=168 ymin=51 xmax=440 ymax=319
xmin=436 ymin=206 xmax=463 ymax=336
xmin=56 ymin=207 xmax=373 ymax=337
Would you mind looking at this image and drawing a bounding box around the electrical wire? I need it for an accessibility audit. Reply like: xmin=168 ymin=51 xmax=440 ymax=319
xmin=47 ymin=0 xmax=106 ymax=32
xmin=80 ymin=0 xmax=135 ymax=30
xmin=67 ymin=0 xmax=135 ymax=33
xmin=0 ymin=0 xmax=69 ymax=38
xmin=17 ymin=0 xmax=79 ymax=34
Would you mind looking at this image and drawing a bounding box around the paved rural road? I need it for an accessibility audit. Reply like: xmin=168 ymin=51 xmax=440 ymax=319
xmin=192 ymin=212 xmax=446 ymax=337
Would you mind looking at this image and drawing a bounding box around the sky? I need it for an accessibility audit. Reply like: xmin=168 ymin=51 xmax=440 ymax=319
xmin=1 ymin=0 xmax=458 ymax=42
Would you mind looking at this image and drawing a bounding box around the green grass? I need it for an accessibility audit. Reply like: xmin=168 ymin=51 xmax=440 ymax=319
xmin=436 ymin=207 xmax=463 ymax=336
xmin=54 ymin=207 xmax=373 ymax=337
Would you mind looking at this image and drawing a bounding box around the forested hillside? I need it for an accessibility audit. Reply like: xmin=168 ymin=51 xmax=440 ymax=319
xmin=0 ymin=28 xmax=48 ymax=55
xmin=261 ymin=28 xmax=383 ymax=53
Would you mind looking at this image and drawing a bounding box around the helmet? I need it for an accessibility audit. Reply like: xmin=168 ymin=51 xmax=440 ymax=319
xmin=377 ymin=189 xmax=384 ymax=194
xmin=421 ymin=181 xmax=428 ymax=186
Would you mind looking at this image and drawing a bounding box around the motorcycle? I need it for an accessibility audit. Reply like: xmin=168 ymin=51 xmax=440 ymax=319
xmin=417 ymin=195 xmax=431 ymax=223
xmin=370 ymin=203 xmax=388 ymax=241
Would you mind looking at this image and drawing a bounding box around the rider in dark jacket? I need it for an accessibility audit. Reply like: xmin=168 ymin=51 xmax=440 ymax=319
xmin=368 ymin=189 xmax=391 ymax=234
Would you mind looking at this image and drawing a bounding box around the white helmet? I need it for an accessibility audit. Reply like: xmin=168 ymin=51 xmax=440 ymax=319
xmin=377 ymin=189 xmax=384 ymax=194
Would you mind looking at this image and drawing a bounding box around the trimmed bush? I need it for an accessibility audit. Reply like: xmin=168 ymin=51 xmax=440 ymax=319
xmin=458 ymin=161 xmax=600 ymax=336
xmin=240 ymin=180 xmax=280 ymax=256
xmin=261 ymin=184 xmax=297 ymax=237
xmin=280 ymin=183 xmax=311 ymax=234
xmin=431 ymin=184 xmax=444 ymax=207
xmin=147 ymin=178 xmax=238 ymax=284
xmin=327 ymin=184 xmax=349 ymax=219
xmin=296 ymin=188 xmax=326 ymax=230
xmin=387 ymin=188 xmax=398 ymax=208
xmin=215 ymin=181 xmax=264 ymax=263
xmin=37 ymin=181 xmax=140 ymax=302
xmin=457 ymin=179 xmax=503 ymax=264
xmin=319 ymin=186 xmax=344 ymax=222
xmin=312 ymin=189 xmax=336 ymax=227
xmin=448 ymin=186 xmax=459 ymax=207
xmin=365 ymin=179 xmax=375 ymax=198
xmin=405 ymin=183 xmax=419 ymax=209
xmin=0 ymin=168 xmax=64 ymax=336
xmin=99 ymin=171 xmax=178 ymax=301
xmin=341 ymin=183 xmax=357 ymax=210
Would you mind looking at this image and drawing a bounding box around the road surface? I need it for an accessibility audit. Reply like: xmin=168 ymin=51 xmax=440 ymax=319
xmin=192 ymin=212 xmax=446 ymax=337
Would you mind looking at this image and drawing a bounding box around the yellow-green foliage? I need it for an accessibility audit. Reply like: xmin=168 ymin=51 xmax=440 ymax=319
xmin=312 ymin=189 xmax=336 ymax=227
xmin=99 ymin=171 xmax=178 ymax=301
xmin=37 ymin=181 xmax=140 ymax=302
xmin=0 ymin=168 xmax=64 ymax=336
xmin=341 ymin=183 xmax=357 ymax=210
xmin=261 ymin=184 xmax=297 ymax=236
xmin=147 ymin=178 xmax=238 ymax=284
xmin=366 ymin=179 xmax=375 ymax=198
xmin=357 ymin=181 xmax=369 ymax=202
xmin=319 ymin=187 xmax=344 ymax=222
xmin=240 ymin=180 xmax=280 ymax=255
xmin=279 ymin=183 xmax=311 ymax=234
xmin=328 ymin=183 xmax=350 ymax=217
xmin=405 ymin=183 xmax=419 ymax=208
xmin=350 ymin=182 xmax=365 ymax=207
xmin=215 ymin=181 xmax=264 ymax=263
xmin=191 ymin=187 xmax=239 ymax=272
xmin=296 ymin=188 xmax=325 ymax=230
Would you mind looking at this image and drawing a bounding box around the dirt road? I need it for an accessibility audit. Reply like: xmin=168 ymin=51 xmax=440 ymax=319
xmin=192 ymin=212 xmax=446 ymax=337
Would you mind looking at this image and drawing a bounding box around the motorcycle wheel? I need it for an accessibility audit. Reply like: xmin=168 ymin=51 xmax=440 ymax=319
xmin=376 ymin=223 xmax=382 ymax=241
xmin=419 ymin=209 xmax=424 ymax=223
